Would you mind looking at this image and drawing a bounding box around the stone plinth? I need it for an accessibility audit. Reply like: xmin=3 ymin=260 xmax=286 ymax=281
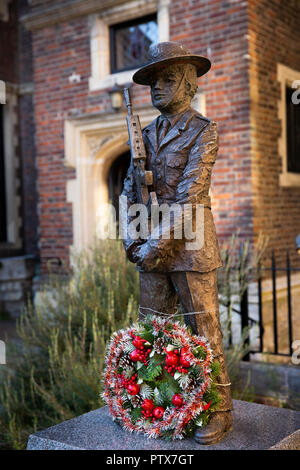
xmin=27 ymin=400 xmax=300 ymax=450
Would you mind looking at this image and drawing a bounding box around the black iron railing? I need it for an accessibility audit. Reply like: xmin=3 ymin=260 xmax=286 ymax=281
xmin=238 ymin=250 xmax=299 ymax=360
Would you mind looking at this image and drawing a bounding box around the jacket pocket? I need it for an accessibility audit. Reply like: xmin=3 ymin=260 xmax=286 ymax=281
xmin=165 ymin=153 xmax=187 ymax=186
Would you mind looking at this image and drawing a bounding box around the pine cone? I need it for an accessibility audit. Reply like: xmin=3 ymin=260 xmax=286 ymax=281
xmin=185 ymin=376 xmax=199 ymax=393
xmin=153 ymin=337 xmax=166 ymax=355
xmin=131 ymin=394 xmax=143 ymax=408
xmin=119 ymin=354 xmax=132 ymax=369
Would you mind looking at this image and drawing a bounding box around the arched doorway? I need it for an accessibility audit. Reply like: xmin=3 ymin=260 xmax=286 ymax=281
xmin=107 ymin=150 xmax=131 ymax=219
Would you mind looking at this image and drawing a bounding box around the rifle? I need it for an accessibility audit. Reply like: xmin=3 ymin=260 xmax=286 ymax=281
xmin=124 ymin=87 xmax=158 ymax=212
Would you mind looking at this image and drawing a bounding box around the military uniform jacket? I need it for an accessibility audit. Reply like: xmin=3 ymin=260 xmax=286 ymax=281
xmin=122 ymin=107 xmax=222 ymax=273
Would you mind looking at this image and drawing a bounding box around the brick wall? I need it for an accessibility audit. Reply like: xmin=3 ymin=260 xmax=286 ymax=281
xmin=30 ymin=9 xmax=154 ymax=272
xmin=171 ymin=0 xmax=253 ymax=247
xmin=28 ymin=0 xmax=300 ymax=273
xmin=30 ymin=0 xmax=254 ymax=273
xmin=248 ymin=0 xmax=300 ymax=267
xmin=32 ymin=18 xmax=88 ymax=271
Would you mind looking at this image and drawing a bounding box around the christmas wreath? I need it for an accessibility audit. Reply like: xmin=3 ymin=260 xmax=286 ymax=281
xmin=102 ymin=315 xmax=221 ymax=440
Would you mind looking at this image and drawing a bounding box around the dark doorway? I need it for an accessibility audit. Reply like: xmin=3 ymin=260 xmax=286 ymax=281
xmin=107 ymin=150 xmax=131 ymax=219
xmin=0 ymin=104 xmax=7 ymax=242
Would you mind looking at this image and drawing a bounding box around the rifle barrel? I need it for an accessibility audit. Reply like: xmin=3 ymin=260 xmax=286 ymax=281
xmin=124 ymin=88 xmax=132 ymax=116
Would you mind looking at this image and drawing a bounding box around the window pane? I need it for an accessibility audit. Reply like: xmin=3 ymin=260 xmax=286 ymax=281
xmin=111 ymin=16 xmax=158 ymax=73
xmin=286 ymin=86 xmax=300 ymax=173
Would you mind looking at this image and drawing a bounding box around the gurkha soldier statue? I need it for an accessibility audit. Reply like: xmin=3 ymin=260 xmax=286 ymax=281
xmin=121 ymin=42 xmax=233 ymax=444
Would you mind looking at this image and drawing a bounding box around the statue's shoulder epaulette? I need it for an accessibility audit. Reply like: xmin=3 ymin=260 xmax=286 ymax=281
xmin=193 ymin=111 xmax=211 ymax=124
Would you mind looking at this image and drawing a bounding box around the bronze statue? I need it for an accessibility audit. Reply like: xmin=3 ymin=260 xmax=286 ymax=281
xmin=121 ymin=42 xmax=232 ymax=444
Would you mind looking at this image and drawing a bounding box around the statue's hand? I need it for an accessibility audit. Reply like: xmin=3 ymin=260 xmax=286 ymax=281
xmin=126 ymin=240 xmax=145 ymax=263
xmin=135 ymin=243 xmax=161 ymax=271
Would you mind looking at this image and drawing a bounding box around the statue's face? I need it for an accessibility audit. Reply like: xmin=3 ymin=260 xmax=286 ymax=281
xmin=150 ymin=64 xmax=190 ymax=114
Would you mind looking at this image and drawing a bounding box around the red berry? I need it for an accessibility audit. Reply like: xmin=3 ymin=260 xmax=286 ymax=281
xmin=166 ymin=352 xmax=179 ymax=367
xmin=127 ymin=383 xmax=140 ymax=395
xmin=153 ymin=406 xmax=165 ymax=419
xmin=172 ymin=394 xmax=184 ymax=407
xmin=142 ymin=399 xmax=154 ymax=412
xmin=130 ymin=349 xmax=141 ymax=362
xmin=180 ymin=353 xmax=191 ymax=368
xmin=132 ymin=336 xmax=145 ymax=349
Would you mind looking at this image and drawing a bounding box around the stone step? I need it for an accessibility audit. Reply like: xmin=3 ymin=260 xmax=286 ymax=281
xmin=27 ymin=399 xmax=300 ymax=450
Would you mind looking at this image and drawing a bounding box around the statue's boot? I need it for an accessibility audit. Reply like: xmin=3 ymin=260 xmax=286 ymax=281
xmin=194 ymin=411 xmax=232 ymax=445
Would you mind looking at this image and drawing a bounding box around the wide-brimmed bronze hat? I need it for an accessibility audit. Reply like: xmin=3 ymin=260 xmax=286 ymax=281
xmin=133 ymin=41 xmax=211 ymax=86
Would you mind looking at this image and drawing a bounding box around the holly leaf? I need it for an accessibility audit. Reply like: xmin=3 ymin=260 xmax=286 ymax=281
xmin=131 ymin=407 xmax=142 ymax=423
xmin=138 ymin=328 xmax=154 ymax=344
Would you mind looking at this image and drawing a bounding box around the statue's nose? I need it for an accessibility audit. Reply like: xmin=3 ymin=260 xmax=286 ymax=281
xmin=153 ymin=79 xmax=163 ymax=90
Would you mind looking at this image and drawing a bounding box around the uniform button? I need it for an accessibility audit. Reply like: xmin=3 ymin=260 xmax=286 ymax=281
xmin=157 ymin=189 xmax=162 ymax=195
xmin=157 ymin=159 xmax=161 ymax=164
xmin=157 ymin=174 xmax=162 ymax=180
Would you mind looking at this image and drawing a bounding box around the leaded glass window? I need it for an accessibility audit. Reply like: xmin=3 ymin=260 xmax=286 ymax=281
xmin=110 ymin=14 xmax=158 ymax=74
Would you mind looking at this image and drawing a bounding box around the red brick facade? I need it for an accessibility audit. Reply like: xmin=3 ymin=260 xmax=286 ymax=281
xmin=32 ymin=18 xmax=89 ymax=268
xmin=171 ymin=0 xmax=252 ymax=246
xmin=29 ymin=0 xmax=253 ymax=273
xmin=2 ymin=0 xmax=300 ymax=274
xmin=248 ymin=0 xmax=300 ymax=267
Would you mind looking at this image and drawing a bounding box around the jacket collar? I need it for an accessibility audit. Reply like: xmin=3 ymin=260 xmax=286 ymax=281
xmin=144 ymin=108 xmax=196 ymax=153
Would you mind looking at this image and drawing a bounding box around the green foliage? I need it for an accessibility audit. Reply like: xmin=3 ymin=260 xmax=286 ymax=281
xmin=182 ymin=384 xmax=222 ymax=438
xmin=131 ymin=407 xmax=142 ymax=423
xmin=211 ymin=361 xmax=221 ymax=379
xmin=157 ymin=374 xmax=181 ymax=406
xmin=218 ymin=232 xmax=268 ymax=306
xmin=0 ymin=235 xmax=263 ymax=449
xmin=203 ymin=384 xmax=221 ymax=411
xmin=138 ymin=328 xmax=155 ymax=345
xmin=192 ymin=345 xmax=207 ymax=360
xmin=155 ymin=382 xmax=173 ymax=407
xmin=122 ymin=399 xmax=132 ymax=410
xmin=0 ymin=239 xmax=139 ymax=450
xmin=138 ymin=356 xmax=162 ymax=382
xmin=189 ymin=365 xmax=202 ymax=378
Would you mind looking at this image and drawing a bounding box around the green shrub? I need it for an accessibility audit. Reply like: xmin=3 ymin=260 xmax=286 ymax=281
xmin=0 ymin=239 xmax=139 ymax=449
xmin=0 ymin=236 xmax=259 ymax=449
